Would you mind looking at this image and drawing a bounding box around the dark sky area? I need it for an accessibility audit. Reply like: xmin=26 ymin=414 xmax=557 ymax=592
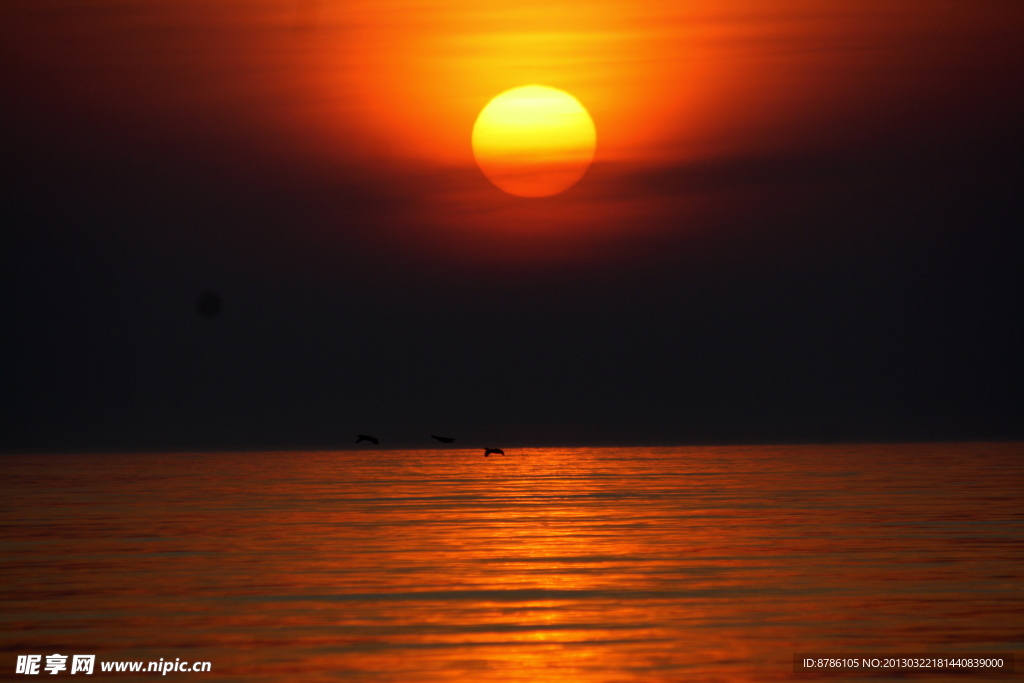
xmin=2 ymin=0 xmax=1021 ymax=451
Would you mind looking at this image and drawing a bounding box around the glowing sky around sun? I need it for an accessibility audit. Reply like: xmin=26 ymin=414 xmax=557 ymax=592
xmin=4 ymin=0 xmax=1019 ymax=184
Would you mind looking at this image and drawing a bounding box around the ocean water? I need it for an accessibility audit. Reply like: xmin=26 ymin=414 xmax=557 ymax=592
xmin=2 ymin=444 xmax=1021 ymax=681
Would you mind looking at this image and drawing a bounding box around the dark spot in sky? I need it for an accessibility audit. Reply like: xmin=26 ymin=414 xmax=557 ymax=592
xmin=196 ymin=291 xmax=222 ymax=318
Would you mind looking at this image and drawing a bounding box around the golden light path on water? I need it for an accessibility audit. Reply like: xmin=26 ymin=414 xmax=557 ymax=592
xmin=2 ymin=444 xmax=1022 ymax=681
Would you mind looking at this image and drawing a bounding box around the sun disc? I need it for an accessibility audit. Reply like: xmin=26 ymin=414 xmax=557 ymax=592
xmin=472 ymin=85 xmax=596 ymax=198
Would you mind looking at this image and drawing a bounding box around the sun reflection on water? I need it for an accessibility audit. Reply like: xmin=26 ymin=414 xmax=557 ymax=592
xmin=2 ymin=444 xmax=1022 ymax=681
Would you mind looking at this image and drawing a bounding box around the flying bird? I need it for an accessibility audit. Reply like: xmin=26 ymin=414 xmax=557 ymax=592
xmin=483 ymin=448 xmax=504 ymax=457
xmin=431 ymin=435 xmax=456 ymax=443
xmin=356 ymin=434 xmax=379 ymax=445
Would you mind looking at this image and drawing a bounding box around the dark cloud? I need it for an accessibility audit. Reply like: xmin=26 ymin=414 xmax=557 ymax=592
xmin=3 ymin=127 xmax=1020 ymax=451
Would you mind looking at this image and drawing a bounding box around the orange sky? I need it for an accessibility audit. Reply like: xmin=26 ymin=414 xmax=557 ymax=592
xmin=6 ymin=0 xmax=1018 ymax=168
xmin=3 ymin=0 xmax=1021 ymax=258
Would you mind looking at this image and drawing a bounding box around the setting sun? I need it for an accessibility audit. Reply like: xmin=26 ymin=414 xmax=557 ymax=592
xmin=472 ymin=85 xmax=597 ymax=198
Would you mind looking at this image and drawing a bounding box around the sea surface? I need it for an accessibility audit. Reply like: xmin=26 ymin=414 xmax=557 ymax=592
xmin=2 ymin=444 xmax=1022 ymax=681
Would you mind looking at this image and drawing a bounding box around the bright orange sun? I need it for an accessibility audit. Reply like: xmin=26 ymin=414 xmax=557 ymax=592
xmin=472 ymin=85 xmax=597 ymax=198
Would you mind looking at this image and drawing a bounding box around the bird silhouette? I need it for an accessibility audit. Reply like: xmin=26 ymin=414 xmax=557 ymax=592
xmin=356 ymin=434 xmax=379 ymax=445
xmin=431 ymin=435 xmax=455 ymax=443
xmin=483 ymin=448 xmax=504 ymax=457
